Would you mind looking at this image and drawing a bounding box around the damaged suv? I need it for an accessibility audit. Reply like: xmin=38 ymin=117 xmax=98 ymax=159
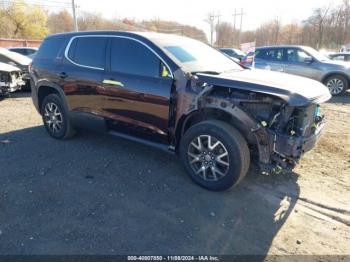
xmin=30 ymin=32 xmax=331 ymax=191
xmin=0 ymin=62 xmax=25 ymax=95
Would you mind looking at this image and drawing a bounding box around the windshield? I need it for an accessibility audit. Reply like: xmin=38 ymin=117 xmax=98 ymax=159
xmin=158 ymin=37 xmax=243 ymax=73
xmin=303 ymin=46 xmax=330 ymax=62
xmin=233 ymin=49 xmax=245 ymax=56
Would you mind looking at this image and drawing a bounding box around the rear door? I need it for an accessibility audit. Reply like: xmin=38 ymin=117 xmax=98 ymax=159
xmin=101 ymin=37 xmax=173 ymax=143
xmin=59 ymin=36 xmax=108 ymax=116
xmin=254 ymin=48 xmax=286 ymax=72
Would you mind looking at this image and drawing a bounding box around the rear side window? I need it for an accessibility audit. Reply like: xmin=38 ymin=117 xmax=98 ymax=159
xmin=110 ymin=38 xmax=161 ymax=78
xmin=68 ymin=37 xmax=107 ymax=69
xmin=35 ymin=37 xmax=66 ymax=60
xmin=256 ymin=48 xmax=284 ymax=61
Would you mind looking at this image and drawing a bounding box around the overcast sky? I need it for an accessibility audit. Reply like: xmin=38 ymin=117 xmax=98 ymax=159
xmin=75 ymin=0 xmax=340 ymax=35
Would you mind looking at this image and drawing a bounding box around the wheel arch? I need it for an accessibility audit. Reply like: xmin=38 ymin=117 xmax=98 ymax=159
xmin=175 ymin=107 xmax=257 ymax=151
xmin=37 ymin=81 xmax=69 ymax=112
xmin=321 ymin=72 xmax=350 ymax=89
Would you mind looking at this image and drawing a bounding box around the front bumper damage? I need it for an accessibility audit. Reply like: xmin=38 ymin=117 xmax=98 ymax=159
xmin=0 ymin=71 xmax=25 ymax=95
xmin=260 ymin=116 xmax=325 ymax=174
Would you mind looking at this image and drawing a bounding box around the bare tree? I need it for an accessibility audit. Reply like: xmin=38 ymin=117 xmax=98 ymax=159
xmin=47 ymin=9 xmax=73 ymax=34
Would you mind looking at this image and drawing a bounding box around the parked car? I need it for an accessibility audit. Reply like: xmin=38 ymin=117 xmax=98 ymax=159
xmin=240 ymin=51 xmax=255 ymax=67
xmin=0 ymin=62 xmax=25 ymax=95
xmin=30 ymin=32 xmax=330 ymax=191
xmin=219 ymin=48 xmax=246 ymax=61
xmin=0 ymin=47 xmax=32 ymax=90
xmin=8 ymin=47 xmax=38 ymax=59
xmin=241 ymin=45 xmax=350 ymax=95
xmin=328 ymin=52 xmax=350 ymax=62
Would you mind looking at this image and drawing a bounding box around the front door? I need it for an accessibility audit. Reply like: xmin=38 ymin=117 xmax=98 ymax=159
xmin=284 ymin=48 xmax=322 ymax=81
xmin=101 ymin=37 xmax=173 ymax=144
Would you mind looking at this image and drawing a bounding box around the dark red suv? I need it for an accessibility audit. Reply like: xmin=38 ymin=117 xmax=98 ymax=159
xmin=30 ymin=31 xmax=330 ymax=191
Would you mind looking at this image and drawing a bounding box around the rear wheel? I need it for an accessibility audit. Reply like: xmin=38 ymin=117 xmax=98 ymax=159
xmin=324 ymin=75 xmax=348 ymax=95
xmin=180 ymin=120 xmax=250 ymax=191
xmin=41 ymin=94 xmax=76 ymax=139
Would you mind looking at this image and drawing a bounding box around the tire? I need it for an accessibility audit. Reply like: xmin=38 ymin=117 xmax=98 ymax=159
xmin=41 ymin=94 xmax=76 ymax=139
xmin=179 ymin=120 xmax=250 ymax=191
xmin=324 ymin=75 xmax=348 ymax=96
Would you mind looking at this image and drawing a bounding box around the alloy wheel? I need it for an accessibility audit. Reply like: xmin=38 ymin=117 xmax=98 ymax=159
xmin=187 ymin=135 xmax=230 ymax=181
xmin=326 ymin=78 xmax=344 ymax=95
xmin=43 ymin=102 xmax=63 ymax=134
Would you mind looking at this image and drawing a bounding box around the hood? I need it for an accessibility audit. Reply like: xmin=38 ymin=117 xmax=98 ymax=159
xmin=196 ymin=69 xmax=331 ymax=106
xmin=0 ymin=61 xmax=21 ymax=72
xmin=0 ymin=48 xmax=32 ymax=66
xmin=321 ymin=59 xmax=350 ymax=69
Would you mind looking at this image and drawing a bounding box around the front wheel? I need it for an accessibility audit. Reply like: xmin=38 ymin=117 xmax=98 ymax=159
xmin=180 ymin=120 xmax=250 ymax=191
xmin=324 ymin=75 xmax=348 ymax=96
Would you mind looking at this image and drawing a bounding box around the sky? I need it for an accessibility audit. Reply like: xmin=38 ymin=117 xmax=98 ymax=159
xmin=74 ymin=0 xmax=341 ymax=34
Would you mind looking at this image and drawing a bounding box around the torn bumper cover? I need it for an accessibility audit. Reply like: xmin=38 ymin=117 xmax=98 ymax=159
xmin=273 ymin=121 xmax=325 ymax=159
xmin=261 ymin=118 xmax=326 ymax=173
xmin=0 ymin=71 xmax=25 ymax=95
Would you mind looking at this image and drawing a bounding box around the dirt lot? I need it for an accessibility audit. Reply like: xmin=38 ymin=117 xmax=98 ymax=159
xmin=0 ymin=92 xmax=349 ymax=256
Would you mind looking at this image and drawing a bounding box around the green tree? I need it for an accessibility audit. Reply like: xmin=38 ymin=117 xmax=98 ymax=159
xmin=1 ymin=0 xmax=48 ymax=39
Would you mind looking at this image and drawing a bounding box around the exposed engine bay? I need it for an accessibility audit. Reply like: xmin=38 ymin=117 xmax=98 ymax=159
xmin=188 ymin=81 xmax=326 ymax=175
xmin=0 ymin=69 xmax=25 ymax=95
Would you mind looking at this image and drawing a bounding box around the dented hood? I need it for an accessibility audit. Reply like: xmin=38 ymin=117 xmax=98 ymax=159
xmin=196 ymin=69 xmax=332 ymax=106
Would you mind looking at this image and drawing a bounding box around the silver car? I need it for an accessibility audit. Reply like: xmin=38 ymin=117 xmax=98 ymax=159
xmin=250 ymin=45 xmax=350 ymax=95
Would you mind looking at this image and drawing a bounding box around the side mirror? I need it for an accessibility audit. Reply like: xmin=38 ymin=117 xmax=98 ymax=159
xmin=304 ymin=57 xmax=313 ymax=64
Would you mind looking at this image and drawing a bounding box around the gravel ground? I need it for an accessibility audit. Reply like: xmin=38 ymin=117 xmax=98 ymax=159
xmin=0 ymin=92 xmax=349 ymax=255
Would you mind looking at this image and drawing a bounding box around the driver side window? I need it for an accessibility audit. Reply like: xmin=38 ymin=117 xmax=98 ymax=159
xmin=287 ymin=49 xmax=312 ymax=63
xmin=111 ymin=38 xmax=170 ymax=78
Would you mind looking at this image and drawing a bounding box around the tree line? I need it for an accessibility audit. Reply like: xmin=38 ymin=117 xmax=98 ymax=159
xmin=0 ymin=0 xmax=207 ymax=42
xmin=216 ymin=0 xmax=350 ymax=50
xmin=1 ymin=0 xmax=350 ymax=50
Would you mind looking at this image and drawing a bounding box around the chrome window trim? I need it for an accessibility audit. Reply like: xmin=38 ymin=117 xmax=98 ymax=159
xmin=64 ymin=35 xmax=174 ymax=78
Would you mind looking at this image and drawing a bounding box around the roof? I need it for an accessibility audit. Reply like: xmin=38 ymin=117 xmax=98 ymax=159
xmin=46 ymin=30 xmax=188 ymax=41
xmin=256 ymin=45 xmax=308 ymax=49
xmin=329 ymin=52 xmax=350 ymax=56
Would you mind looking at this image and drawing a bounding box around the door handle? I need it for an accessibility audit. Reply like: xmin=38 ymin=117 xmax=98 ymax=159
xmin=102 ymin=79 xmax=124 ymax=87
xmin=58 ymin=72 xmax=68 ymax=79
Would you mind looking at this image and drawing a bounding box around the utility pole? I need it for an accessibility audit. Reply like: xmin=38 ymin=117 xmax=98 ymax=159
xmin=238 ymin=8 xmax=244 ymax=46
xmin=232 ymin=8 xmax=245 ymax=47
xmin=233 ymin=9 xmax=236 ymax=31
xmin=72 ymin=0 xmax=78 ymax=32
xmin=205 ymin=12 xmax=221 ymax=46
xmin=208 ymin=13 xmax=215 ymax=46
